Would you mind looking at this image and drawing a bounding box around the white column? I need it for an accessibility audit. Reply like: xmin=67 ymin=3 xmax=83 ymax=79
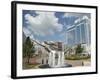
xmin=57 ymin=52 xmax=61 ymax=67
xmin=86 ymin=23 xmax=89 ymax=46
xmin=48 ymin=52 xmax=52 ymax=66
xmin=52 ymin=52 xmax=55 ymax=67
xmin=75 ymin=27 xmax=77 ymax=44
xmin=80 ymin=25 xmax=82 ymax=43
xmin=61 ymin=52 xmax=64 ymax=66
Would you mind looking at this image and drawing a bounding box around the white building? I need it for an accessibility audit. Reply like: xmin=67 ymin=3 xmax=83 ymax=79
xmin=66 ymin=16 xmax=91 ymax=54
xmin=35 ymin=41 xmax=65 ymax=68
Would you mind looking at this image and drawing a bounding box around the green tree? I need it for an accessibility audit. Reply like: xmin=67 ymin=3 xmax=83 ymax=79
xmin=75 ymin=44 xmax=84 ymax=55
xmin=23 ymin=36 xmax=36 ymax=64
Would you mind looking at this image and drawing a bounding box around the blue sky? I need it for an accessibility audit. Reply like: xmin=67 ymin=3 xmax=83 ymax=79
xmin=23 ymin=10 xmax=90 ymax=44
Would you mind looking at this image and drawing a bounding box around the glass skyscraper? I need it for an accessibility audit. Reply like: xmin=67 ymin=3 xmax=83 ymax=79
xmin=66 ymin=16 xmax=91 ymax=48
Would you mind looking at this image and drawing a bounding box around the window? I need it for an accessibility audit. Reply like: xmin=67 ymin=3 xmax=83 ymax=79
xmin=67 ymin=29 xmax=75 ymax=46
xmin=81 ymin=24 xmax=86 ymax=43
xmin=46 ymin=59 xmax=48 ymax=64
xmin=76 ymin=26 xmax=81 ymax=44
xmin=42 ymin=59 xmax=44 ymax=64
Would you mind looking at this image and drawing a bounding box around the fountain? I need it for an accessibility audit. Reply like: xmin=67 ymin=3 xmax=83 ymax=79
xmin=47 ymin=50 xmax=72 ymax=68
xmin=38 ymin=41 xmax=72 ymax=68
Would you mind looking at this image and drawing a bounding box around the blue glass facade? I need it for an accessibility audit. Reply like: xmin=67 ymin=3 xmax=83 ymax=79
xmin=67 ymin=29 xmax=76 ymax=46
xmin=67 ymin=17 xmax=90 ymax=47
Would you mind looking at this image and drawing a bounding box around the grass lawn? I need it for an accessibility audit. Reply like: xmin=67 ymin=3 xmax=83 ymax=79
xmin=65 ymin=54 xmax=91 ymax=60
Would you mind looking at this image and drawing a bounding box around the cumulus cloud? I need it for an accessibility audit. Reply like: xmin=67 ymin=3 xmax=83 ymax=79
xmin=23 ymin=27 xmax=35 ymax=40
xmin=63 ymin=13 xmax=90 ymax=18
xmin=23 ymin=27 xmax=31 ymax=36
xmin=63 ymin=13 xmax=80 ymax=18
xmin=24 ymin=11 xmax=63 ymax=36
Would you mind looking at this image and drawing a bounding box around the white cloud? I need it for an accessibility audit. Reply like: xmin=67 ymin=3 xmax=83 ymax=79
xmin=24 ymin=11 xmax=63 ymax=36
xmin=63 ymin=13 xmax=90 ymax=18
xmin=63 ymin=13 xmax=70 ymax=18
xmin=23 ymin=27 xmax=31 ymax=37
xmin=30 ymin=34 xmax=35 ymax=40
xmin=63 ymin=13 xmax=81 ymax=18
xmin=63 ymin=13 xmax=78 ymax=18
xmin=23 ymin=27 xmax=35 ymax=40
xmin=63 ymin=13 xmax=82 ymax=18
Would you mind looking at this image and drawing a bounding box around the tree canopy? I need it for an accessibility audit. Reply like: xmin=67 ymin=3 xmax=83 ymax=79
xmin=75 ymin=44 xmax=84 ymax=55
xmin=23 ymin=36 xmax=36 ymax=63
